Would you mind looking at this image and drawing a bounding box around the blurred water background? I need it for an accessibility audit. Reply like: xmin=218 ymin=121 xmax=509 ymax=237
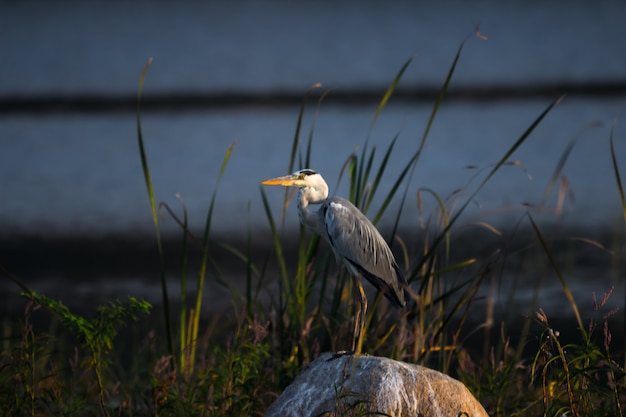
xmin=1 ymin=1 xmax=625 ymax=327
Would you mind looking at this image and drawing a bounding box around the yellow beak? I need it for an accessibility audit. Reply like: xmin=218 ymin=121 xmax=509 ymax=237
xmin=261 ymin=175 xmax=298 ymax=186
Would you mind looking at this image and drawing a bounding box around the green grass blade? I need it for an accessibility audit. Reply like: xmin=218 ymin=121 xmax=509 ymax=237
xmin=289 ymin=95 xmax=306 ymax=175
xmin=389 ymin=36 xmax=468 ymax=248
xmin=283 ymin=88 xmax=319 ymax=220
xmin=136 ymin=57 xmax=174 ymax=358
xmin=218 ymin=142 xmax=234 ymax=178
xmin=348 ymin=154 xmax=358 ymax=202
xmin=213 ymin=242 xmax=260 ymax=284
xmin=176 ymin=194 xmax=189 ymax=373
xmin=477 ymin=96 xmax=565 ymax=193
xmin=528 ymin=213 xmax=585 ymax=336
xmin=541 ymin=122 xmax=601 ymax=206
xmin=365 ymin=134 xmax=398 ymax=215
xmin=303 ymin=89 xmax=332 ymax=170
xmin=246 ymin=200 xmax=255 ymax=317
xmin=418 ymin=36 xmax=466 ymax=155
xmin=0 ymin=263 xmax=31 ymax=294
xmin=137 ymin=60 xmax=157 ymax=224
xmin=411 ymin=95 xmax=564 ymax=282
xmin=610 ymin=127 xmax=626 ymax=226
xmin=359 ymin=146 xmax=377 ymax=211
xmin=417 ymin=187 xmax=452 ymax=258
xmin=189 ymin=143 xmax=233 ymax=368
xmin=260 ymin=188 xmax=289 ymax=283
xmin=335 ymin=151 xmax=357 ymax=194
xmin=370 ymin=56 xmax=413 ymax=130
xmin=374 ymin=155 xmax=413 ymax=227
xmin=541 ymin=136 xmax=577 ymax=206
xmin=353 ymin=141 xmax=369 ymax=207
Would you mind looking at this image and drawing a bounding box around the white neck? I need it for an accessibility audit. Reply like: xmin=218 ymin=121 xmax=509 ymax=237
xmin=296 ymin=182 xmax=328 ymax=235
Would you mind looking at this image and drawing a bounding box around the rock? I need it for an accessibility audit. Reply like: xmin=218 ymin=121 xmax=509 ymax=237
xmin=265 ymin=352 xmax=488 ymax=417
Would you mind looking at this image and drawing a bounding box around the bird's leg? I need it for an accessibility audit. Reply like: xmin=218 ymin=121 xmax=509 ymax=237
xmin=328 ymin=276 xmax=368 ymax=361
xmin=352 ymin=277 xmax=368 ymax=356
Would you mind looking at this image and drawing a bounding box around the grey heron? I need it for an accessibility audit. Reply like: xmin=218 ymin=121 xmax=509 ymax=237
xmin=262 ymin=169 xmax=407 ymax=355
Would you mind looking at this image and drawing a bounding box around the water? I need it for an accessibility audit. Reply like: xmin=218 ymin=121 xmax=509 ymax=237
xmin=1 ymin=99 xmax=624 ymax=236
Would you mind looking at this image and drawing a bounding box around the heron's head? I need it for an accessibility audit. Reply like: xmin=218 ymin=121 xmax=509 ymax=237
xmin=261 ymin=169 xmax=325 ymax=188
xmin=261 ymin=169 xmax=329 ymax=201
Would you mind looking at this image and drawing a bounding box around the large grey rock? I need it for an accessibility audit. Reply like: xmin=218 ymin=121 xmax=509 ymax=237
xmin=265 ymin=352 xmax=488 ymax=417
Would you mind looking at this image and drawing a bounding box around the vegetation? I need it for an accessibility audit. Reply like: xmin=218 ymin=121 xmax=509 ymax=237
xmin=1 ymin=35 xmax=625 ymax=416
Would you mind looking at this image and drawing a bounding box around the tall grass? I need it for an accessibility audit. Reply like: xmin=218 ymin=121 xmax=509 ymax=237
xmin=137 ymin=58 xmax=234 ymax=379
xmin=1 ymin=34 xmax=625 ymax=416
xmin=136 ymin=58 xmax=173 ymax=360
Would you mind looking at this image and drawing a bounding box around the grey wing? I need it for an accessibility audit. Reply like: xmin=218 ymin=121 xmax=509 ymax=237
xmin=323 ymin=196 xmax=407 ymax=309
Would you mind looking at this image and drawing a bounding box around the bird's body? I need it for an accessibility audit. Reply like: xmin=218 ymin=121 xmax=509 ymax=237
xmin=262 ymin=169 xmax=407 ymax=355
xmin=313 ymin=195 xmax=406 ymax=309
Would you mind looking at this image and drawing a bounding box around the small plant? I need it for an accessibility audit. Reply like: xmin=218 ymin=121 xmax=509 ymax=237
xmin=0 ymin=302 xmax=56 ymax=416
xmin=148 ymin=312 xmax=271 ymax=416
xmin=21 ymin=291 xmax=151 ymax=417
xmin=530 ymin=291 xmax=624 ymax=417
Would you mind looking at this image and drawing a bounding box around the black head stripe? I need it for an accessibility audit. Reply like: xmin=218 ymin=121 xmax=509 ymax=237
xmin=298 ymin=169 xmax=317 ymax=176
